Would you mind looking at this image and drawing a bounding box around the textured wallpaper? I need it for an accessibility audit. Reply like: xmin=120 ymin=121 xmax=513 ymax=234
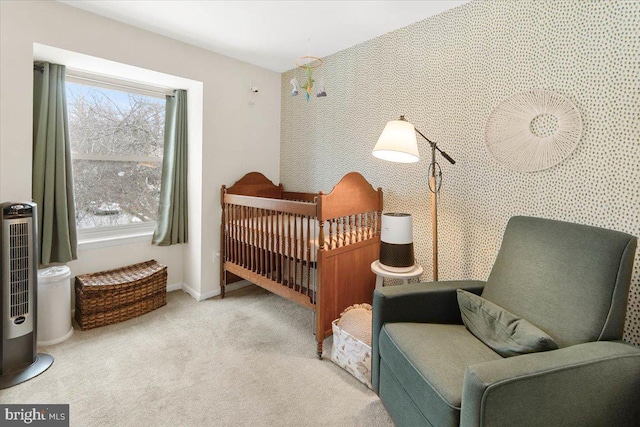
xmin=280 ymin=0 xmax=640 ymax=344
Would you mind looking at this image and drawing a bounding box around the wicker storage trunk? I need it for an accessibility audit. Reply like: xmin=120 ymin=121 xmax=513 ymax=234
xmin=75 ymin=260 xmax=167 ymax=330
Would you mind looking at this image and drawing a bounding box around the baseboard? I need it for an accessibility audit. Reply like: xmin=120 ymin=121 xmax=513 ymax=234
xmin=180 ymin=282 xmax=215 ymax=301
xmin=166 ymin=282 xmax=184 ymax=292
xmin=180 ymin=280 xmax=252 ymax=301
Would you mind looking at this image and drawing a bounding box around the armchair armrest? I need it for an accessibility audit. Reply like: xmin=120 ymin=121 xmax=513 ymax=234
xmin=372 ymin=280 xmax=485 ymax=392
xmin=461 ymin=341 xmax=640 ymax=427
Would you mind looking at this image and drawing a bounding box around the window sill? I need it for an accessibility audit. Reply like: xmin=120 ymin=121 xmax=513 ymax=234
xmin=77 ymin=223 xmax=156 ymax=251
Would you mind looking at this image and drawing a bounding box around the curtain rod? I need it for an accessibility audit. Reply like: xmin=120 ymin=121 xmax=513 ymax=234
xmin=66 ymin=73 xmax=175 ymax=98
xmin=33 ymin=62 xmax=176 ymax=97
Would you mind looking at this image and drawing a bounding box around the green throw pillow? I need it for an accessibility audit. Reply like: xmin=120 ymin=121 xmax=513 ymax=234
xmin=456 ymin=289 xmax=558 ymax=357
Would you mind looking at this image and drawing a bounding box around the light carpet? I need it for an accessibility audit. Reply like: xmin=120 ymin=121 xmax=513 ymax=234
xmin=0 ymin=285 xmax=394 ymax=426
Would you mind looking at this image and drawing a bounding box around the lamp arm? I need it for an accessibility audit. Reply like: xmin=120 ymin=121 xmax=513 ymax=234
xmin=414 ymin=127 xmax=456 ymax=165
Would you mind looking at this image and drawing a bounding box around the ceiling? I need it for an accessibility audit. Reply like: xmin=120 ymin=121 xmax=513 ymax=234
xmin=57 ymin=1 xmax=469 ymax=73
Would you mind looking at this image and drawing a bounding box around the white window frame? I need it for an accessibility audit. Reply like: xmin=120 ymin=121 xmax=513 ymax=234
xmin=66 ymin=72 xmax=173 ymax=250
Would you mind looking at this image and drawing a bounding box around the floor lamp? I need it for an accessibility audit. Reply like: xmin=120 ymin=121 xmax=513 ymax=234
xmin=372 ymin=115 xmax=455 ymax=281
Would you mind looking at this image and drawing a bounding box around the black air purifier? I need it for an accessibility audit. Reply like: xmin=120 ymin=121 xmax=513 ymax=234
xmin=380 ymin=213 xmax=415 ymax=273
xmin=0 ymin=202 xmax=53 ymax=389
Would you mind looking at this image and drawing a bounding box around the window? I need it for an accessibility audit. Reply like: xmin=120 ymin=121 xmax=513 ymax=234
xmin=66 ymin=78 xmax=166 ymax=233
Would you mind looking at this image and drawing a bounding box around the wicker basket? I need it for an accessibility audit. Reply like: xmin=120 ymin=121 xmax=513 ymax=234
xmin=75 ymin=260 xmax=167 ymax=330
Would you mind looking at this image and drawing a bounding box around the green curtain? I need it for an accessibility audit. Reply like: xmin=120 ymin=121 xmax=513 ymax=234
xmin=153 ymin=90 xmax=188 ymax=246
xmin=32 ymin=62 xmax=78 ymax=266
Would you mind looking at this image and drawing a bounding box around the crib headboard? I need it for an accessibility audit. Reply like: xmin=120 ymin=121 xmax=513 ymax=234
xmin=222 ymin=172 xmax=283 ymax=199
xmin=317 ymin=172 xmax=383 ymax=221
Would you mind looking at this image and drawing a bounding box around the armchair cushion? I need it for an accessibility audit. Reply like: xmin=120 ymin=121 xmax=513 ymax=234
xmin=379 ymin=323 xmax=501 ymax=427
xmin=372 ymin=280 xmax=486 ymax=392
xmin=461 ymin=341 xmax=640 ymax=426
xmin=457 ymin=289 xmax=558 ymax=357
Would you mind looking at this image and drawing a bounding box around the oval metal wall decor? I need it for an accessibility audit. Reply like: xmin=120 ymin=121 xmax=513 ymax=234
xmin=485 ymin=90 xmax=583 ymax=172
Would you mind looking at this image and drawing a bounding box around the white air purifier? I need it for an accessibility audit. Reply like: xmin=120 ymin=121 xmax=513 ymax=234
xmin=380 ymin=213 xmax=415 ymax=273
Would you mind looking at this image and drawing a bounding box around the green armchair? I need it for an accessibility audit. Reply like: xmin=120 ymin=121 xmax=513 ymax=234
xmin=372 ymin=216 xmax=640 ymax=426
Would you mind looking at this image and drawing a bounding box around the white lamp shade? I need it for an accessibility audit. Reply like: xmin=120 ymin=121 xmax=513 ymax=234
xmin=372 ymin=119 xmax=420 ymax=163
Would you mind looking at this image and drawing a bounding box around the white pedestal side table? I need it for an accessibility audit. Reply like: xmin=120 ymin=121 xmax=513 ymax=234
xmin=371 ymin=260 xmax=424 ymax=289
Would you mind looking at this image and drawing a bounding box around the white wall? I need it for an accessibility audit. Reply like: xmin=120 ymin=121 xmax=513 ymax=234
xmin=0 ymin=1 xmax=281 ymax=297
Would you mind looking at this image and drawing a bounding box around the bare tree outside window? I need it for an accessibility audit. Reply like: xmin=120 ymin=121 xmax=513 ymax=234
xmin=66 ymin=81 xmax=165 ymax=229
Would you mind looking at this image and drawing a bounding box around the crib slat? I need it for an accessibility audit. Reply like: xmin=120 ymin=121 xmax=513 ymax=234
xmin=306 ymin=214 xmax=311 ymax=297
xmin=252 ymin=208 xmax=256 ymax=272
xmin=249 ymin=207 xmax=253 ymax=271
xmin=268 ymin=211 xmax=273 ymax=280
xmin=344 ymin=215 xmax=349 ymax=246
xmin=223 ymin=204 xmax=227 ymax=263
xmin=254 ymin=208 xmax=258 ymax=273
xmin=253 ymin=208 xmax=261 ymax=273
xmin=227 ymin=204 xmax=232 ymax=263
xmin=274 ymin=213 xmax=279 ymax=283
xmin=240 ymin=206 xmax=248 ymax=268
xmin=351 ymin=215 xmax=356 ymax=245
xmin=233 ymin=205 xmax=237 ymax=265
xmin=238 ymin=206 xmax=247 ymax=267
xmin=244 ymin=206 xmax=248 ymax=270
xmin=255 ymin=208 xmax=259 ymax=273
xmin=262 ymin=209 xmax=266 ymax=275
xmin=333 ymin=219 xmax=338 ymax=250
xmin=287 ymin=213 xmax=292 ymax=289
xmin=284 ymin=213 xmax=289 ymax=286
xmin=279 ymin=213 xmax=284 ymax=284
xmin=234 ymin=205 xmax=238 ymax=266
xmin=222 ymin=203 xmax=227 ymax=263
xmin=293 ymin=214 xmax=298 ymax=290
xmin=230 ymin=205 xmax=238 ymax=263
xmin=225 ymin=204 xmax=230 ymax=263
xmin=258 ymin=208 xmax=263 ymax=274
xmin=318 ymin=207 xmax=325 ymax=252
xmin=269 ymin=212 xmax=274 ymax=281
xmin=372 ymin=212 xmax=376 ymax=239
xmin=231 ymin=205 xmax=235 ymax=264
xmin=254 ymin=208 xmax=258 ymax=272
xmin=236 ymin=206 xmax=244 ymax=267
xmin=247 ymin=206 xmax=252 ymax=270
xmin=258 ymin=208 xmax=262 ymax=274
xmin=235 ymin=205 xmax=240 ymax=265
xmin=264 ymin=210 xmax=269 ymax=278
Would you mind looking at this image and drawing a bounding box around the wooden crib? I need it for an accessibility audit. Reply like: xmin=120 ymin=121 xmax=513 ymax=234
xmin=220 ymin=171 xmax=383 ymax=357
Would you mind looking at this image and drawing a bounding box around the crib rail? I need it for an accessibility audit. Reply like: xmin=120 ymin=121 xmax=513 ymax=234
xmin=282 ymin=191 xmax=317 ymax=202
